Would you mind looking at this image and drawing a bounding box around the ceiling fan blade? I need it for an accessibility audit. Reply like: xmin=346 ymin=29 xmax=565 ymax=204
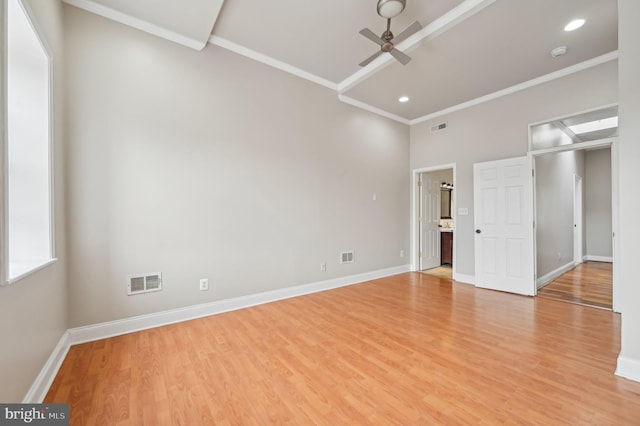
xmin=393 ymin=21 xmax=422 ymax=44
xmin=390 ymin=48 xmax=412 ymax=65
xmin=359 ymin=50 xmax=384 ymax=67
xmin=359 ymin=28 xmax=384 ymax=46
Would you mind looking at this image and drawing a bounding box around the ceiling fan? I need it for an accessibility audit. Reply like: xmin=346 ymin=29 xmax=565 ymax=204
xmin=359 ymin=0 xmax=422 ymax=67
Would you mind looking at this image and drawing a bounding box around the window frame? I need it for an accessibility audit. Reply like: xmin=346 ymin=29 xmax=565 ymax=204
xmin=2 ymin=0 xmax=56 ymax=286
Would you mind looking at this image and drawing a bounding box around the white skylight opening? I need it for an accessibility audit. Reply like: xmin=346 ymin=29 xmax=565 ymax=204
xmin=564 ymin=19 xmax=585 ymax=32
xmin=568 ymin=116 xmax=618 ymax=134
xmin=398 ymin=96 xmax=410 ymax=103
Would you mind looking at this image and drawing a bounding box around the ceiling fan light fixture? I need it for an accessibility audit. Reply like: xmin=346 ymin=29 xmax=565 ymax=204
xmin=377 ymin=0 xmax=406 ymax=19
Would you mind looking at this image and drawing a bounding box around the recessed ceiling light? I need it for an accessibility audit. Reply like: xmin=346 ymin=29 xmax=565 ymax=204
xmin=398 ymin=96 xmax=410 ymax=103
xmin=564 ymin=19 xmax=585 ymax=32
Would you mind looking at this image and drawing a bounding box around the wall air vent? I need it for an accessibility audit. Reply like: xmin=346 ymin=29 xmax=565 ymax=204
xmin=430 ymin=122 xmax=448 ymax=133
xmin=340 ymin=251 xmax=355 ymax=264
xmin=128 ymin=272 xmax=163 ymax=295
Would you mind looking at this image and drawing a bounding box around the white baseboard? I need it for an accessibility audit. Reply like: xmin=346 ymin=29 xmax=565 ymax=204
xmin=616 ymin=355 xmax=640 ymax=383
xmin=584 ymin=255 xmax=613 ymax=263
xmin=67 ymin=264 xmax=410 ymax=345
xmin=22 ymin=331 xmax=70 ymax=403
xmin=536 ymin=262 xmax=576 ymax=289
xmin=25 ymin=264 xmax=409 ymax=402
xmin=453 ymin=273 xmax=475 ymax=285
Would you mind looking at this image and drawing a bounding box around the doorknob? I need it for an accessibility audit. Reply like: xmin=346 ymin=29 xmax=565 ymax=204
xmin=475 ymin=229 xmax=482 ymax=234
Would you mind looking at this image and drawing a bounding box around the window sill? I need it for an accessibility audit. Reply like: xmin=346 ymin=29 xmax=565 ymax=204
xmin=4 ymin=258 xmax=58 ymax=286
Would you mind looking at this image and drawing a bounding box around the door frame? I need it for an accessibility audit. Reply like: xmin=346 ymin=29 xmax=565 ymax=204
xmin=573 ymin=174 xmax=584 ymax=265
xmin=529 ymin=106 xmax=619 ymax=312
xmin=411 ymin=164 xmax=457 ymax=275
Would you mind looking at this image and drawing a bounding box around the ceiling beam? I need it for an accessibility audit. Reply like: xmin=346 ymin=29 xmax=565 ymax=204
xmin=337 ymin=0 xmax=497 ymax=94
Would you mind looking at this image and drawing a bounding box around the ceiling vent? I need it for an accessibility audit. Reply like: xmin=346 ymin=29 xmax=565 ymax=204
xmin=340 ymin=251 xmax=355 ymax=264
xmin=430 ymin=122 xmax=448 ymax=133
xmin=128 ymin=272 xmax=162 ymax=295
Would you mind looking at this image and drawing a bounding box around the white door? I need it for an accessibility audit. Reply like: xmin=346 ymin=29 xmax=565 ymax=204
xmin=473 ymin=156 xmax=535 ymax=295
xmin=573 ymin=174 xmax=583 ymax=264
xmin=419 ymin=174 xmax=441 ymax=270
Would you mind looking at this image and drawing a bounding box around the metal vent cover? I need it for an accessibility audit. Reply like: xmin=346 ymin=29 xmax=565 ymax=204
xmin=430 ymin=122 xmax=447 ymax=133
xmin=340 ymin=251 xmax=355 ymax=264
xmin=128 ymin=272 xmax=163 ymax=295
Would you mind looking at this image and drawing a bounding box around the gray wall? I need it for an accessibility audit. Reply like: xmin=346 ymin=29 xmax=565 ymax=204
xmin=535 ymin=150 xmax=585 ymax=278
xmin=585 ymin=148 xmax=612 ymax=258
xmin=63 ymin=5 xmax=410 ymax=327
xmin=410 ymin=61 xmax=618 ymax=278
xmin=0 ymin=0 xmax=67 ymax=402
xmin=618 ymin=0 xmax=640 ymax=376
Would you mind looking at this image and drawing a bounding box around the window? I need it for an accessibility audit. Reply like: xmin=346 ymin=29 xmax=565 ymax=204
xmin=3 ymin=0 xmax=54 ymax=283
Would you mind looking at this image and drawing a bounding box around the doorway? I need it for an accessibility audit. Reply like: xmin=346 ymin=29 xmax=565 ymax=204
xmin=530 ymin=105 xmax=616 ymax=311
xmin=413 ymin=165 xmax=455 ymax=279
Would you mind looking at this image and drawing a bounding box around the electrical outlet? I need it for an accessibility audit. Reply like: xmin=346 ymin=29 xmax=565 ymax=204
xmin=400 ymin=250 xmax=404 ymax=258
xmin=320 ymin=263 xmax=327 ymax=271
xmin=199 ymin=278 xmax=209 ymax=291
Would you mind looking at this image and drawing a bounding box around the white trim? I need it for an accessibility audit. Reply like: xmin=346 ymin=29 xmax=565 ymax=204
xmin=611 ymin=138 xmax=620 ymax=313
xmin=208 ymin=36 xmax=338 ymax=91
xmin=530 ymin=138 xmax=614 ymax=156
xmin=584 ymin=255 xmax=613 ymax=263
xmin=411 ymin=164 xmax=457 ymax=275
xmin=62 ymin=0 xmax=207 ymax=50
xmin=1 ymin=0 xmax=7 ymax=284
xmin=67 ymin=264 xmax=410 ymax=345
xmin=338 ymin=0 xmax=496 ymax=93
xmin=22 ymin=331 xmax=70 ymax=403
xmin=536 ymin=261 xmax=575 ymax=289
xmin=453 ymin=273 xmax=475 ymax=285
xmin=411 ymin=51 xmax=619 ymax=125
xmin=6 ymin=258 xmax=58 ymax=286
xmin=616 ymin=356 xmax=640 ymax=383
xmin=338 ymin=95 xmax=410 ymax=124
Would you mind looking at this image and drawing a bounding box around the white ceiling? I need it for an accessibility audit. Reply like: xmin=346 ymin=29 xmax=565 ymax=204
xmin=63 ymin=0 xmax=619 ymax=123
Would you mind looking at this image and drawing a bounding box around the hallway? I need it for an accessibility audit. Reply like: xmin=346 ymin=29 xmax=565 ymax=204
xmin=537 ymin=262 xmax=612 ymax=310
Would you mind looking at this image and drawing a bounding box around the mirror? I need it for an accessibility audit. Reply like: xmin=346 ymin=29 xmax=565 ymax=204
xmin=441 ymin=188 xmax=452 ymax=219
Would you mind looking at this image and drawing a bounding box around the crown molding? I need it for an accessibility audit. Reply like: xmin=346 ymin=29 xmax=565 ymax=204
xmin=63 ymin=0 xmax=207 ymax=50
xmin=208 ymin=36 xmax=339 ymax=91
xmin=338 ymin=95 xmax=410 ymax=124
xmin=410 ymin=50 xmax=620 ymax=125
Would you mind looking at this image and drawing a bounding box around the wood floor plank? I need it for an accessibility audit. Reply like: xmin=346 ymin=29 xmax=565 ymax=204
xmin=538 ymin=261 xmax=613 ymax=309
xmin=45 ymin=272 xmax=640 ymax=424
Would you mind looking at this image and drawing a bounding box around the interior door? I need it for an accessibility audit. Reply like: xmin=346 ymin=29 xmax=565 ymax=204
xmin=420 ymin=174 xmax=441 ymax=270
xmin=473 ymin=156 xmax=535 ymax=295
xmin=573 ymin=174 xmax=583 ymax=264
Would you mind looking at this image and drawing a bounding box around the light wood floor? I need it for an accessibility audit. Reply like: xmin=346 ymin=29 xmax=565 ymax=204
xmin=537 ymin=262 xmax=613 ymax=310
xmin=420 ymin=266 xmax=453 ymax=279
xmin=45 ymin=272 xmax=640 ymax=425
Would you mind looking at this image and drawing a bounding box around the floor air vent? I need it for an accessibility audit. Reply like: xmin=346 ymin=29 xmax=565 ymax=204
xmin=128 ymin=272 xmax=163 ymax=295
xmin=340 ymin=251 xmax=355 ymax=264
